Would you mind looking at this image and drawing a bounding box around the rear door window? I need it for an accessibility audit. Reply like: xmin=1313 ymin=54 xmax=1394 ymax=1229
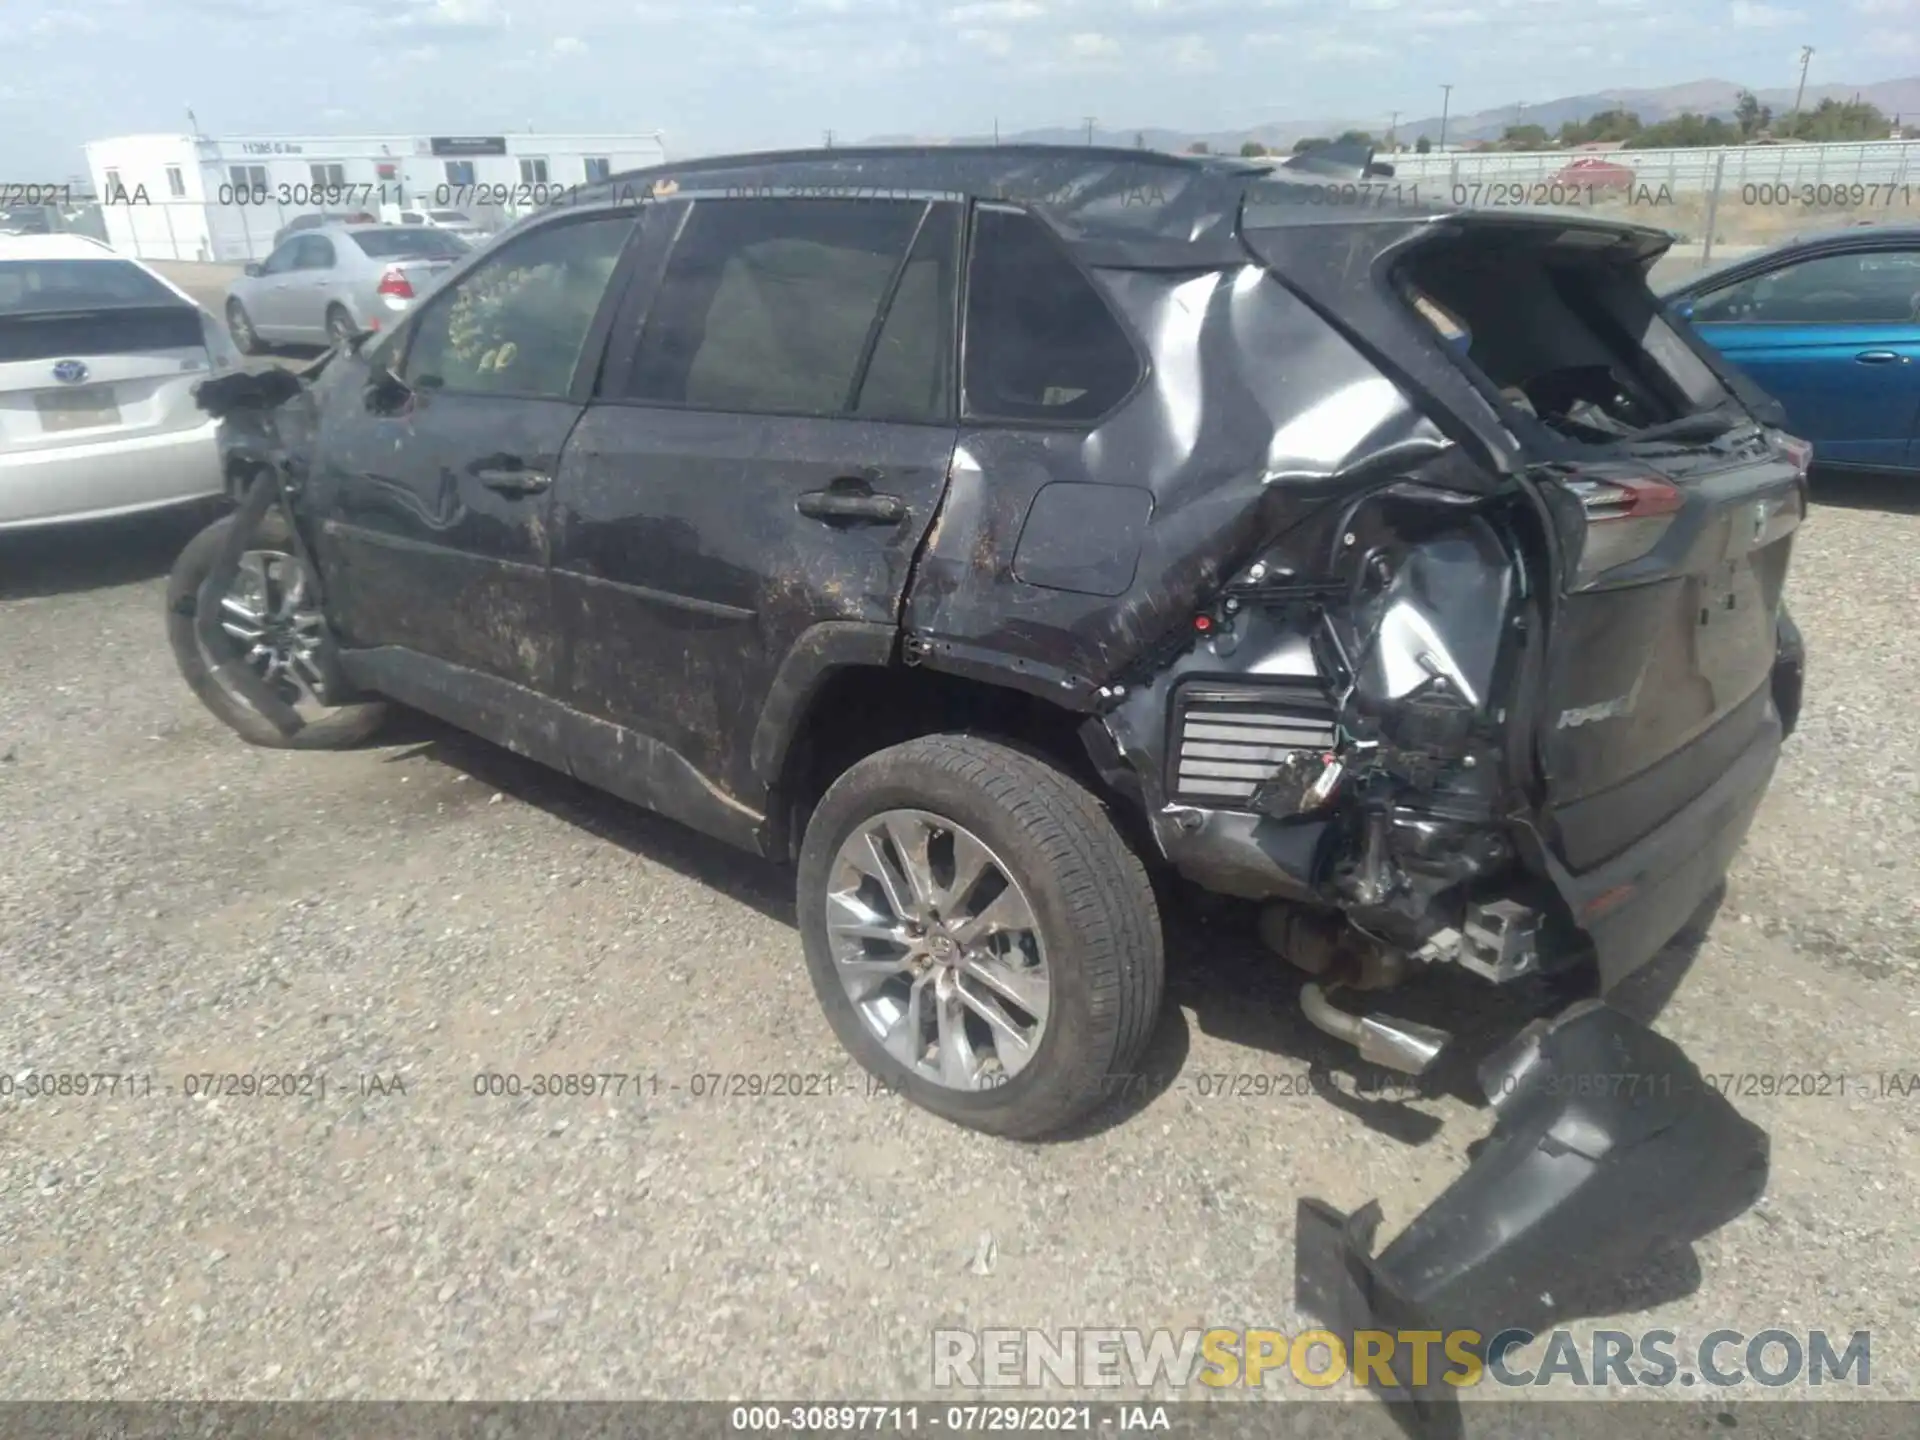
xmin=623 ymin=198 xmax=925 ymax=415
xmin=854 ymin=204 xmax=960 ymax=424
xmin=962 ymin=207 xmax=1142 ymax=424
xmin=294 ymin=236 xmax=335 ymax=270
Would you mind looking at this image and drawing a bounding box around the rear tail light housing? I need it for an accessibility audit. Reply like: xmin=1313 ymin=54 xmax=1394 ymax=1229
xmin=376 ymin=267 xmax=415 ymax=299
xmin=1566 ymin=475 xmax=1682 ymax=585
xmin=1778 ymin=431 xmax=1814 ymax=479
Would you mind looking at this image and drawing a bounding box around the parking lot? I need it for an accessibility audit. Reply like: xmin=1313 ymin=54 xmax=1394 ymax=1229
xmin=3 ymin=272 xmax=1919 ymax=1412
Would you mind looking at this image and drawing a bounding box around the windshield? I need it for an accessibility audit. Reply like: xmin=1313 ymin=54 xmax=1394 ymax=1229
xmin=350 ymin=229 xmax=470 ymax=260
xmin=0 ymin=257 xmax=182 ymax=314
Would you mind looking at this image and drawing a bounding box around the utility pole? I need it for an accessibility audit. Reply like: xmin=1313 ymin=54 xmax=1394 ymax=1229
xmin=823 ymin=129 xmax=835 ymax=149
xmin=1788 ymin=45 xmax=1814 ymax=137
xmin=1387 ymin=110 xmax=1400 ymax=152
xmin=993 ymin=116 xmax=1000 ymax=146
xmin=1438 ymin=84 xmax=1453 ymax=152
xmin=1084 ymin=115 xmax=1097 ymax=147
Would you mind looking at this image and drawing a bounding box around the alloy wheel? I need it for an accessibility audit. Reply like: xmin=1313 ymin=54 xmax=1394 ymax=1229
xmin=214 ymin=549 xmax=330 ymax=709
xmin=825 ymin=808 xmax=1051 ymax=1090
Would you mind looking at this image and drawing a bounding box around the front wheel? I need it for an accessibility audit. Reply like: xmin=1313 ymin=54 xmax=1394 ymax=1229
xmin=166 ymin=511 xmax=388 ymax=749
xmin=797 ymin=734 xmax=1165 ymax=1139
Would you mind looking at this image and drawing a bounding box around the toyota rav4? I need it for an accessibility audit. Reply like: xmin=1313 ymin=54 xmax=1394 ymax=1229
xmin=174 ymin=148 xmax=1798 ymax=1360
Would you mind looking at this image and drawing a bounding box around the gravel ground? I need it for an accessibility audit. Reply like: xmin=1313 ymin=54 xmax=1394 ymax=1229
xmin=2 ymin=473 xmax=1917 ymax=1412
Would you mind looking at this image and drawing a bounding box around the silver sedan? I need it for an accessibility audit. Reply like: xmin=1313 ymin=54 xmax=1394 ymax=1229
xmin=223 ymin=223 xmax=470 ymax=352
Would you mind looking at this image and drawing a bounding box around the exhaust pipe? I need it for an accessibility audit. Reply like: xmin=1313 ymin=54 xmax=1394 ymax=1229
xmin=1299 ymin=983 xmax=1449 ymax=1075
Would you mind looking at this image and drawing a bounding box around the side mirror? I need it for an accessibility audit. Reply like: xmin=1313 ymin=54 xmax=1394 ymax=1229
xmin=1673 ymin=298 xmax=1696 ymax=321
xmin=243 ymin=262 xmax=264 ymax=277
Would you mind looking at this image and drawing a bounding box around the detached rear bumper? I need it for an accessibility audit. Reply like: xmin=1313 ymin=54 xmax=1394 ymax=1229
xmin=1295 ymin=1001 xmax=1769 ymax=1424
xmin=1537 ymin=704 xmax=1782 ymax=992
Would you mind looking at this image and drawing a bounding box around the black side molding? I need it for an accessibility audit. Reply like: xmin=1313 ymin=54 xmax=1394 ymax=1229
xmin=749 ymin=621 xmax=900 ymax=787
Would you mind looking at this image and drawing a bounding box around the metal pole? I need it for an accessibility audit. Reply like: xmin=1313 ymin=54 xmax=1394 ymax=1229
xmin=1787 ymin=45 xmax=1814 ymax=137
xmin=1438 ymin=84 xmax=1453 ymax=152
xmin=1701 ymin=149 xmax=1725 ymax=271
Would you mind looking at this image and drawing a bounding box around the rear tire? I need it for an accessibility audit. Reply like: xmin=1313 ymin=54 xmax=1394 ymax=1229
xmin=226 ymin=299 xmax=263 ymax=356
xmin=325 ymin=305 xmax=357 ymax=349
xmin=166 ymin=511 xmax=388 ymax=750
xmin=797 ymin=734 xmax=1165 ymax=1139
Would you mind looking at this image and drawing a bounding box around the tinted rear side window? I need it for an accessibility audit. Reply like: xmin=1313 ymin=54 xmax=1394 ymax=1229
xmin=626 ymin=198 xmax=924 ymax=415
xmin=963 ymin=208 xmax=1141 ymax=424
xmin=855 ymin=204 xmax=959 ymax=424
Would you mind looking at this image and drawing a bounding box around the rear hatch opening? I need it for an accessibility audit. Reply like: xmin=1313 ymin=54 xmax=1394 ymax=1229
xmin=1385 ymin=220 xmax=1807 ymax=878
xmin=1392 ymin=220 xmax=1747 ymax=455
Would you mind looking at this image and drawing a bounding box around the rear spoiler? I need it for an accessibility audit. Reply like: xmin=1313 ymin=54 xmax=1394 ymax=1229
xmin=1281 ymin=141 xmax=1395 ymax=180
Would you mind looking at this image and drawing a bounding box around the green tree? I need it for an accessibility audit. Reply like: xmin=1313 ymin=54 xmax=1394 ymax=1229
xmin=1734 ymin=89 xmax=1772 ymax=139
xmin=1239 ymin=140 xmax=1267 ymax=157
xmin=1776 ymin=98 xmax=1890 ymax=142
xmin=1186 ymin=140 xmax=1211 ymax=155
xmin=1498 ymin=123 xmax=1552 ymax=150
xmin=1292 ymin=136 xmax=1330 ymax=154
xmin=1623 ymin=112 xmax=1742 ymax=148
xmin=1335 ymin=129 xmax=1374 ymax=146
xmin=1415 ymin=135 xmax=1432 ymax=154
xmin=1558 ymin=108 xmax=1642 ymax=145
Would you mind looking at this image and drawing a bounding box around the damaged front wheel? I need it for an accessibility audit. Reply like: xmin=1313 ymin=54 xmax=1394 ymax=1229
xmin=167 ymin=512 xmax=388 ymax=749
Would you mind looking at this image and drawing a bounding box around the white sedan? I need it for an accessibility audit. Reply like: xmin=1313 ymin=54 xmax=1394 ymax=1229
xmin=1 ymin=233 xmax=237 ymax=531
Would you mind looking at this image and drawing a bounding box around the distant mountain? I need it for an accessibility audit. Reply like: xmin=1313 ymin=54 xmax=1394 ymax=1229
xmin=859 ymin=76 xmax=1920 ymax=155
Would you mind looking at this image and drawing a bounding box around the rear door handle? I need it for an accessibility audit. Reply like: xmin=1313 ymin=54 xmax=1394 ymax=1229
xmin=796 ymin=488 xmax=906 ymax=524
xmin=474 ymin=467 xmax=553 ymax=496
xmin=1855 ymin=350 xmax=1905 ymax=364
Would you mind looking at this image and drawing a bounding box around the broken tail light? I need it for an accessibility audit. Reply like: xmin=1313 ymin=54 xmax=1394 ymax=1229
xmin=1565 ymin=475 xmax=1682 ymax=586
xmin=376 ymin=268 xmax=415 ymax=300
xmin=1778 ymin=432 xmax=1814 ymax=479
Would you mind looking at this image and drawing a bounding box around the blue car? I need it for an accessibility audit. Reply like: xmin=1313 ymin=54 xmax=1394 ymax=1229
xmin=1666 ymin=226 xmax=1920 ymax=476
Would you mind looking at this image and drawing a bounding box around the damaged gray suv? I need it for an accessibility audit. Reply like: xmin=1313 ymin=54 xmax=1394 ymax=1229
xmin=173 ymin=149 xmax=1802 ymax=1318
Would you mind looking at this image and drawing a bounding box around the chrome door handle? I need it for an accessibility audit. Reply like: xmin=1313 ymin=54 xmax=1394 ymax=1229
xmin=1855 ymin=350 xmax=1905 ymax=364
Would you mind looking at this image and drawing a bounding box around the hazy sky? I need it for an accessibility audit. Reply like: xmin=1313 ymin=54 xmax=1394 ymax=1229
xmin=6 ymin=0 xmax=1917 ymax=175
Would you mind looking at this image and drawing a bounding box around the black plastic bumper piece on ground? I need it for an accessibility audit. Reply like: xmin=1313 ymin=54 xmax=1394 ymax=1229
xmin=1294 ymin=1000 xmax=1769 ymax=1438
xmin=192 ymin=473 xmax=304 ymax=739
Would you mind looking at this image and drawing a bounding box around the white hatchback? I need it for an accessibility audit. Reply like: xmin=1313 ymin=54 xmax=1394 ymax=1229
xmin=1 ymin=234 xmax=237 ymax=531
